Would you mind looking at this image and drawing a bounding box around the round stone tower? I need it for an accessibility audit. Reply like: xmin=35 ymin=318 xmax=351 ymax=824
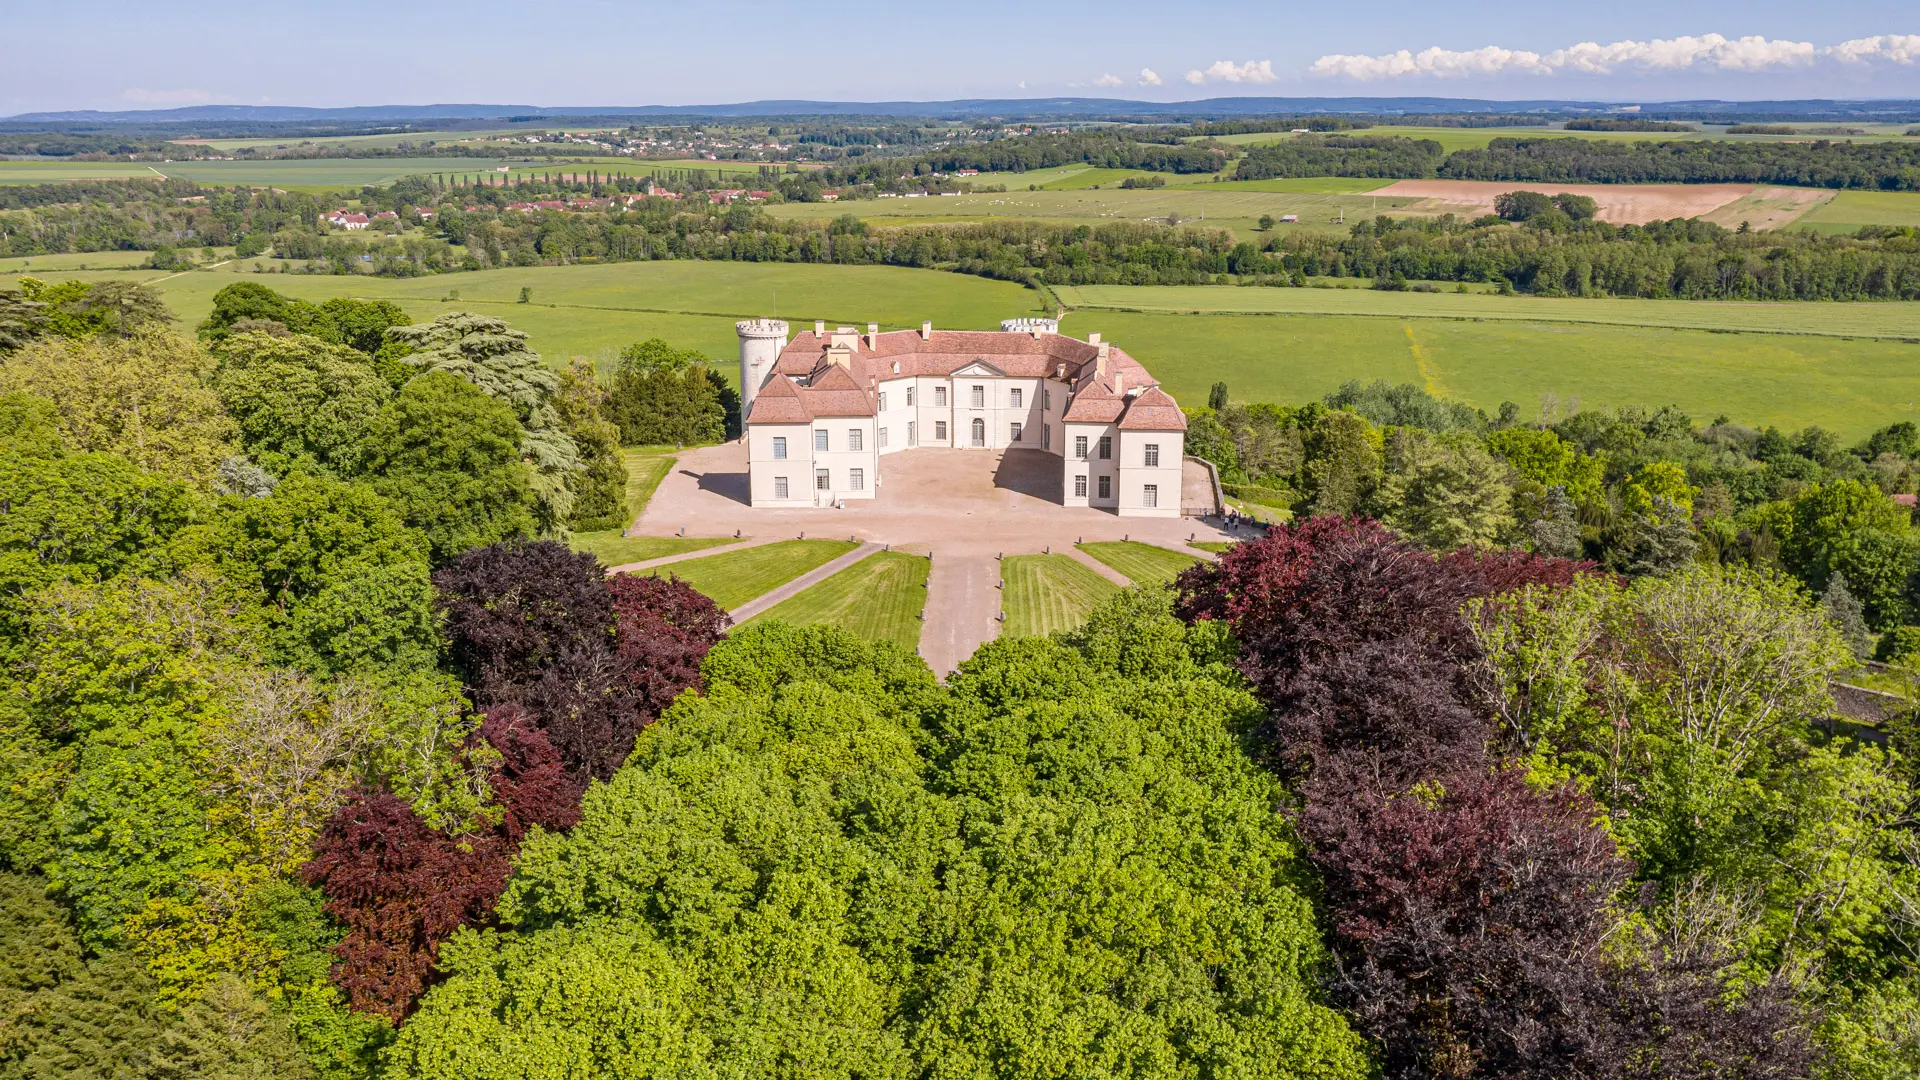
xmin=735 ymin=318 xmax=789 ymax=421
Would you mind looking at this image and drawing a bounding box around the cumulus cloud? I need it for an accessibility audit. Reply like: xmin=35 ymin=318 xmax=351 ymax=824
xmin=122 ymin=87 xmax=215 ymax=103
xmin=1310 ymin=32 xmax=1918 ymax=80
xmin=1094 ymin=73 xmax=1123 ymax=88
xmin=1183 ymin=59 xmax=1279 ymax=85
xmin=1138 ymin=67 xmax=1162 ymax=86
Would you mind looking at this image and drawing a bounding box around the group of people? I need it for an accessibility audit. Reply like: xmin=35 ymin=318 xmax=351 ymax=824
xmin=1222 ymin=508 xmax=1256 ymax=532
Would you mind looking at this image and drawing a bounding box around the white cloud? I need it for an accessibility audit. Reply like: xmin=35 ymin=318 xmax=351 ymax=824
xmin=1138 ymin=67 xmax=1162 ymax=86
xmin=1094 ymin=73 xmax=1123 ymax=88
xmin=121 ymin=87 xmax=214 ymax=104
xmin=1309 ymin=32 xmax=1917 ymax=80
xmin=1184 ymin=59 xmax=1279 ymax=85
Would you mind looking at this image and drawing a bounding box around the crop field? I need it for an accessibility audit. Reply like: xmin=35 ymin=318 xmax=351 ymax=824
xmin=766 ymin=185 xmax=1416 ymax=236
xmin=1054 ymin=284 xmax=1920 ymax=340
xmin=1076 ymin=541 xmax=1202 ymax=585
xmin=24 ymin=259 xmax=1920 ymax=438
xmin=647 ymin=539 xmax=857 ymax=611
xmin=1365 ymin=179 xmax=1827 ymax=227
xmin=1794 ymin=190 xmax=1920 ymax=234
xmin=0 ymin=155 xmax=770 ymax=192
xmin=742 ymin=551 xmax=930 ymax=648
xmin=1200 ymin=123 xmax=1920 ymax=153
xmin=1001 ymin=554 xmax=1121 ymax=637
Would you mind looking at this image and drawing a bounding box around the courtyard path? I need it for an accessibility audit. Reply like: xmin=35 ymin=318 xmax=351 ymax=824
xmin=728 ymin=542 xmax=881 ymax=622
xmin=920 ymin=553 xmax=1004 ymax=678
xmin=1065 ymin=546 xmax=1132 ymax=586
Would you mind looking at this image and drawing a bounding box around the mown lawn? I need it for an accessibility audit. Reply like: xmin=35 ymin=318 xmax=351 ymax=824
xmin=571 ymin=533 xmax=737 ymax=568
xmin=1001 ymin=554 xmax=1121 ymax=638
xmin=620 ymin=448 xmax=677 ymax=517
xmin=743 ymin=551 xmax=929 ymax=649
xmin=648 ymin=539 xmax=858 ymax=611
xmin=1076 ymin=542 xmax=1201 ymax=586
xmin=1189 ymin=541 xmax=1236 ymax=553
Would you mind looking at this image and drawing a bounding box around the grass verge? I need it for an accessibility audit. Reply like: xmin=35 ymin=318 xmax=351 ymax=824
xmin=572 ymin=533 xmax=737 ymax=567
xmin=648 ymin=539 xmax=858 ymax=611
xmin=743 ymin=551 xmax=929 ymax=649
xmin=1076 ymin=541 xmax=1202 ymax=585
xmin=1001 ymin=554 xmax=1122 ymax=638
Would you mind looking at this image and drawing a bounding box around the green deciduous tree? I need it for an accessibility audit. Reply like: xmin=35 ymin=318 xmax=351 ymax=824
xmin=1301 ymin=408 xmax=1381 ymax=517
xmin=606 ymin=338 xmax=729 ymax=446
xmin=553 ymin=358 xmax=629 ymax=532
xmin=210 ymin=332 xmax=392 ymax=477
xmin=1376 ymin=427 xmax=1515 ymax=549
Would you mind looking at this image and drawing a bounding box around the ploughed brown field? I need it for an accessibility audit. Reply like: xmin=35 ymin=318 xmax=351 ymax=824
xmin=1366 ymin=179 xmax=1833 ymax=227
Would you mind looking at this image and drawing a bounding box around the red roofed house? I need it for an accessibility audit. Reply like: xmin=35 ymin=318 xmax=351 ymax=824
xmin=325 ymin=210 xmax=370 ymax=230
xmin=736 ymin=317 xmax=1185 ymax=514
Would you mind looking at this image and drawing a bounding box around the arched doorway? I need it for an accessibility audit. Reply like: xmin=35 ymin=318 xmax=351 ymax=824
xmin=970 ymin=417 xmax=985 ymax=447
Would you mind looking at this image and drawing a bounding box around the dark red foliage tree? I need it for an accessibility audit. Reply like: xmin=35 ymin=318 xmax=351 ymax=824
xmin=608 ymin=571 xmax=729 ymax=722
xmin=476 ymin=705 xmax=583 ymax=843
xmin=432 ymin=538 xmax=614 ymax=699
xmin=300 ymin=789 xmax=512 ymax=1022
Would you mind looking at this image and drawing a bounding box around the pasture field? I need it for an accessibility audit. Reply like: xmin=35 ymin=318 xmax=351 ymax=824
xmin=1001 ymin=554 xmax=1121 ymax=637
xmin=0 ymin=250 xmax=157 ymax=273
xmin=23 ymin=259 xmax=1920 ymax=438
xmin=742 ymin=551 xmax=930 ymax=648
xmin=1794 ymin=190 xmax=1920 ymax=234
xmin=1053 ymin=284 xmax=1920 ymax=340
xmin=0 ymin=155 xmax=768 ymax=192
xmin=766 ymin=185 xmax=1416 ymax=236
xmin=647 ymin=539 xmax=858 ymax=611
xmin=1076 ymin=541 xmax=1202 ymax=585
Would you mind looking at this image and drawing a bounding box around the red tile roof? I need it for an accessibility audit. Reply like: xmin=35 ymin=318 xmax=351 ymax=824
xmin=1116 ymin=387 xmax=1188 ymax=431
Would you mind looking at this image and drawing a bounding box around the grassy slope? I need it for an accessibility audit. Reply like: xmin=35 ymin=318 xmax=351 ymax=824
xmin=1076 ymin=542 xmax=1201 ymax=586
xmin=1001 ymin=554 xmax=1121 ymax=638
xmin=742 ymin=551 xmax=930 ymax=649
xmin=648 ymin=539 xmax=857 ymax=611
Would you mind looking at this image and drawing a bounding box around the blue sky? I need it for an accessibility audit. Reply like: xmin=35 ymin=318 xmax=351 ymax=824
xmin=3 ymin=0 xmax=1917 ymax=115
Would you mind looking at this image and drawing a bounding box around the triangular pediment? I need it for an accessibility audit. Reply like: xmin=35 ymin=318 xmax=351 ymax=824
xmin=950 ymin=359 xmax=1007 ymax=377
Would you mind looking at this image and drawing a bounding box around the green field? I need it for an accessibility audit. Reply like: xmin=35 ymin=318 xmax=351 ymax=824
xmin=1055 ymin=285 xmax=1920 ymax=340
xmin=1076 ymin=541 xmax=1202 ymax=586
xmin=0 ymin=155 xmax=771 ymax=193
xmin=1001 ymin=554 xmax=1122 ymax=637
xmin=1201 ymin=123 xmax=1920 ymax=154
xmin=572 ymin=533 xmax=738 ymax=567
xmin=0 ymin=250 xmax=157 ymax=274
xmin=1795 ymin=190 xmax=1920 ymax=234
xmin=742 ymin=551 xmax=930 ymax=648
xmin=766 ymin=185 xmax=1413 ymax=236
xmin=648 ymin=539 xmax=857 ymax=611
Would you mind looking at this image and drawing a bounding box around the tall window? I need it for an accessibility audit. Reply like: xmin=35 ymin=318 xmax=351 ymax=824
xmin=815 ymin=469 xmax=830 ymax=490
xmin=1143 ymin=484 xmax=1158 ymax=508
xmin=907 ymin=386 xmax=916 ymax=407
xmin=909 ymin=421 xmax=917 ymax=446
xmin=1097 ymin=436 xmax=1112 ymax=460
xmin=934 ymin=421 xmax=947 ymax=441
xmin=1042 ymin=424 xmax=1051 ymax=450
xmin=849 ymin=468 xmax=864 ymax=491
xmin=877 ymin=391 xmax=887 ymax=411
xmin=1097 ymin=475 xmax=1111 ymax=499
xmin=774 ymin=476 xmax=789 ymax=499
xmin=849 ymin=429 xmax=863 ymax=452
xmin=1043 ymin=388 xmax=1051 ymax=410
xmin=772 ymin=436 xmax=787 ymax=460
xmin=1144 ymin=443 xmax=1159 ymax=467
xmin=1074 ymin=435 xmax=1088 ymax=460
xmin=1074 ymin=474 xmax=1087 ymax=497
xmin=878 ymin=427 xmax=888 ymax=448
xmin=1010 ymin=422 xmax=1022 ymax=443
xmin=970 ymin=385 xmax=985 ymax=409
xmin=814 ymin=430 xmax=829 ymax=452
xmin=970 ymin=418 xmax=985 ymax=447
xmin=933 ymin=386 xmax=947 ymax=407
xmin=1010 ymin=388 xmax=1023 ymax=408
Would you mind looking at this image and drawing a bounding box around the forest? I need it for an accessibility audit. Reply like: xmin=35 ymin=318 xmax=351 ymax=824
xmin=2 ymin=279 xmax=1920 ymax=1078
xmin=1438 ymin=136 xmax=1920 ymax=189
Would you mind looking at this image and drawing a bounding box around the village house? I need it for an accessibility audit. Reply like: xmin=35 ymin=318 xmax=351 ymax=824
xmin=325 ymin=210 xmax=370 ymax=230
xmin=737 ymin=318 xmax=1186 ymax=516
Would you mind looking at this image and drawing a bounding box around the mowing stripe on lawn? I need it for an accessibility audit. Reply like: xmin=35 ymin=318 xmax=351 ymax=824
xmin=646 ymin=539 xmax=858 ymax=612
xmin=742 ymin=551 xmax=931 ymax=649
xmin=1001 ymin=554 xmax=1122 ymax=638
xmin=1076 ymin=541 xmax=1203 ymax=586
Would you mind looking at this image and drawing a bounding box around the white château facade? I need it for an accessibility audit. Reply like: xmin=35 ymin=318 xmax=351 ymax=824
xmin=738 ymin=317 xmax=1187 ymax=516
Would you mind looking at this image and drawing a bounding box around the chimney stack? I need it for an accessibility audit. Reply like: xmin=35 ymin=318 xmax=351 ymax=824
xmin=867 ymin=322 xmax=879 ymax=349
xmin=1087 ymin=332 xmax=1101 ymax=346
xmin=1095 ymin=344 xmax=1110 ymax=379
xmin=1114 ymin=370 xmax=1125 ymax=395
xmin=814 ymin=319 xmax=825 ymax=335
xmin=920 ymin=320 xmax=932 ymax=340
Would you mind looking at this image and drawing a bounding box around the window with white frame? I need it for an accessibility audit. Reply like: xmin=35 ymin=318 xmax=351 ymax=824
xmin=774 ymin=476 xmax=789 ymax=499
xmin=970 ymin=418 xmax=985 ymax=447
xmin=1098 ymin=475 xmax=1111 ymax=499
xmin=1098 ymin=436 xmax=1112 ymax=460
xmin=1074 ymin=435 xmax=1088 ymax=460
xmin=849 ymin=429 xmax=863 ymax=452
xmin=877 ymin=391 xmax=887 ymax=411
xmin=1010 ymin=387 xmax=1023 ymax=408
xmin=1144 ymin=443 xmax=1159 ymax=467
xmin=907 ymin=386 xmax=916 ymax=406
xmin=908 ymin=421 xmax=917 ymax=445
xmin=878 ymin=427 xmax=888 ymax=447
xmin=815 ymin=469 xmax=830 ymax=490
xmin=1074 ymin=474 xmax=1087 ymax=497
xmin=849 ymin=468 xmax=864 ymax=491
xmin=934 ymin=421 xmax=947 ymax=441
xmin=1143 ymin=484 xmax=1158 ymax=508
xmin=772 ymin=436 xmax=787 ymax=460
xmin=814 ymin=429 xmax=829 ymax=452
xmin=933 ymin=386 xmax=946 ymax=406
xmin=970 ymin=385 xmax=984 ymax=409
xmin=1010 ymin=422 xmax=1022 ymax=442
